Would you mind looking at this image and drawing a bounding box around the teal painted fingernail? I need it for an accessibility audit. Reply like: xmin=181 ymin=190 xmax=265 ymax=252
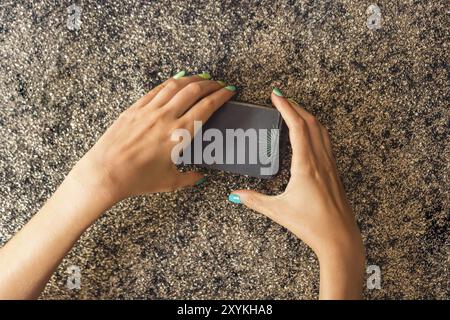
xmin=195 ymin=177 xmax=206 ymax=186
xmin=217 ymin=80 xmax=226 ymax=86
xmin=273 ymin=88 xmax=283 ymax=97
xmin=197 ymin=72 xmax=211 ymax=80
xmin=225 ymin=85 xmax=236 ymax=92
xmin=228 ymin=194 xmax=241 ymax=204
xmin=173 ymin=70 xmax=186 ymax=79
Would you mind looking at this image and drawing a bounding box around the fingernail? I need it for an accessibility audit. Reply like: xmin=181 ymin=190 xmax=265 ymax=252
xmin=173 ymin=70 xmax=186 ymax=79
xmin=225 ymin=85 xmax=236 ymax=92
xmin=217 ymin=80 xmax=226 ymax=87
xmin=195 ymin=176 xmax=206 ymax=186
xmin=272 ymin=88 xmax=283 ymax=97
xmin=197 ymin=72 xmax=211 ymax=80
xmin=287 ymin=98 xmax=299 ymax=107
xmin=228 ymin=194 xmax=241 ymax=204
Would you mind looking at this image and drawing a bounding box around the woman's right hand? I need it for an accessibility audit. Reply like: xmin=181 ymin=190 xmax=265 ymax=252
xmin=229 ymin=89 xmax=365 ymax=299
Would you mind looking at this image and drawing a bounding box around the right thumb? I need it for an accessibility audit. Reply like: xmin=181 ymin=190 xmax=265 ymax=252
xmin=228 ymin=190 xmax=276 ymax=219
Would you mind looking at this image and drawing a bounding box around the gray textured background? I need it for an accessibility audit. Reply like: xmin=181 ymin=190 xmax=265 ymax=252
xmin=0 ymin=0 xmax=448 ymax=299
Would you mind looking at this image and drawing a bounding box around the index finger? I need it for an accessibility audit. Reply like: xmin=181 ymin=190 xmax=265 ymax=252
xmin=130 ymin=71 xmax=207 ymax=110
xmin=179 ymin=85 xmax=236 ymax=136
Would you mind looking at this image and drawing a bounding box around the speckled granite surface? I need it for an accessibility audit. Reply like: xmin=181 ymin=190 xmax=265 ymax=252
xmin=0 ymin=0 xmax=448 ymax=299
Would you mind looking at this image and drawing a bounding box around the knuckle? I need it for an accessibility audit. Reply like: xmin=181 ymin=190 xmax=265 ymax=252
xmin=118 ymin=109 xmax=132 ymax=121
xmin=158 ymin=108 xmax=172 ymax=119
xmin=172 ymin=118 xmax=192 ymax=135
xmin=292 ymin=116 xmax=307 ymax=132
xmin=175 ymin=115 xmax=189 ymax=126
xmin=246 ymin=193 xmax=256 ymax=205
xmin=187 ymin=82 xmax=202 ymax=95
xmin=202 ymin=97 xmax=216 ymax=109
xmin=155 ymin=107 xmax=172 ymax=119
xmin=306 ymin=115 xmax=320 ymax=127
xmin=166 ymin=79 xmax=181 ymax=91
xmin=246 ymin=194 xmax=263 ymax=211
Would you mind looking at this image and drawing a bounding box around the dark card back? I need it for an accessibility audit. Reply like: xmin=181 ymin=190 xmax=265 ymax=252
xmin=187 ymin=100 xmax=284 ymax=178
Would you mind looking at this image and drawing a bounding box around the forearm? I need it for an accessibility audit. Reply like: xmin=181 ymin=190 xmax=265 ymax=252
xmin=0 ymin=160 xmax=114 ymax=299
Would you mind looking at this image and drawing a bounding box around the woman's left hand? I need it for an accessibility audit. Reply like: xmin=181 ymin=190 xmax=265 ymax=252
xmin=72 ymin=72 xmax=236 ymax=204
xmin=0 ymin=72 xmax=236 ymax=299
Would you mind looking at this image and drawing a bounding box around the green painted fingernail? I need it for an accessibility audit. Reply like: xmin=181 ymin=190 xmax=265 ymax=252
xmin=228 ymin=194 xmax=241 ymax=204
xmin=217 ymin=80 xmax=226 ymax=87
xmin=198 ymin=72 xmax=211 ymax=80
xmin=225 ymin=85 xmax=236 ymax=92
xmin=273 ymin=88 xmax=283 ymax=97
xmin=173 ymin=70 xmax=186 ymax=79
xmin=195 ymin=177 xmax=206 ymax=186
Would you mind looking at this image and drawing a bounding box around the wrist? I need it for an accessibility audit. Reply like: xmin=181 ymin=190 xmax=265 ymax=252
xmin=316 ymin=233 xmax=365 ymax=299
xmin=38 ymin=161 xmax=117 ymax=234
xmin=317 ymin=232 xmax=365 ymax=264
xmin=67 ymin=153 xmax=119 ymax=210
